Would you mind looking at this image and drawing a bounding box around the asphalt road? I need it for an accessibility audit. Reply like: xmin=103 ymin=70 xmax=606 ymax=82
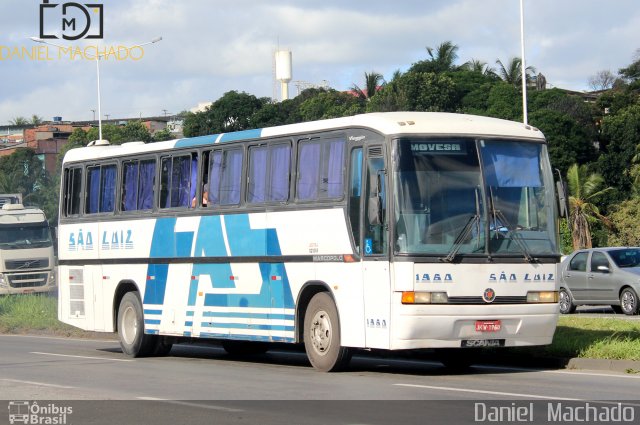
xmin=1 ymin=334 xmax=639 ymax=425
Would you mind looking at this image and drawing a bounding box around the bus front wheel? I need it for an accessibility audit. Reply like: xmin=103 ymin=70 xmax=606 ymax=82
xmin=303 ymin=292 xmax=352 ymax=372
xmin=118 ymin=291 xmax=158 ymax=357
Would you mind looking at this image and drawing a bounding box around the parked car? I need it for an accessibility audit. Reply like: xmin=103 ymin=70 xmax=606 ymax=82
xmin=559 ymin=247 xmax=640 ymax=315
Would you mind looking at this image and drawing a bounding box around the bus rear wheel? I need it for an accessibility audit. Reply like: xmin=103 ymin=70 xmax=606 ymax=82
xmin=118 ymin=291 xmax=158 ymax=357
xmin=303 ymin=292 xmax=352 ymax=372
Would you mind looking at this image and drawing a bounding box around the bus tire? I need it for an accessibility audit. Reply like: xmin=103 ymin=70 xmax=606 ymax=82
xmin=303 ymin=292 xmax=352 ymax=372
xmin=117 ymin=291 xmax=156 ymax=357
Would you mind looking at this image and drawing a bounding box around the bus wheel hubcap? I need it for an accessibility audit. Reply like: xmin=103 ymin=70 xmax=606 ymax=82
xmin=122 ymin=306 xmax=138 ymax=345
xmin=310 ymin=310 xmax=332 ymax=355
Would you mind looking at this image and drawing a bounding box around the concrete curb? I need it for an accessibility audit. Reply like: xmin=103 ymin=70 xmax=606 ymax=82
xmin=566 ymin=357 xmax=640 ymax=373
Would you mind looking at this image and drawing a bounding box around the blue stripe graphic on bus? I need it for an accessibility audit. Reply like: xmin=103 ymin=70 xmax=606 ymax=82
xmin=225 ymin=214 xmax=281 ymax=256
xmin=204 ymin=262 xmax=294 ymax=309
xmin=189 ymin=215 xmax=232 ymax=305
xmin=144 ymin=217 xmax=194 ymax=305
xmin=219 ymin=128 xmax=262 ymax=143
xmin=175 ymin=134 xmax=220 ymax=148
xmin=143 ymin=213 xmax=295 ymax=327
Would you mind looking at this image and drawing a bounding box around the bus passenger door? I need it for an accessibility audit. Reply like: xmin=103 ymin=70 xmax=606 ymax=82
xmin=361 ymin=146 xmax=391 ymax=349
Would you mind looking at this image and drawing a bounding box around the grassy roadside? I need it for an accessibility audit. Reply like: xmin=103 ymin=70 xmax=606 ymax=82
xmin=0 ymin=293 xmax=105 ymax=338
xmin=1 ymin=295 xmax=639 ymax=362
xmin=544 ymin=316 xmax=640 ymax=361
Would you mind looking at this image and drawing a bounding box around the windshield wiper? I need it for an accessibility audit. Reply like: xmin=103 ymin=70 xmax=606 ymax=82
xmin=441 ymin=214 xmax=480 ymax=262
xmin=491 ymin=208 xmax=534 ymax=262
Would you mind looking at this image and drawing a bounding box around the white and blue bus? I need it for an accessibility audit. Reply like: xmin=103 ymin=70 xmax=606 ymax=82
xmin=58 ymin=112 xmax=561 ymax=371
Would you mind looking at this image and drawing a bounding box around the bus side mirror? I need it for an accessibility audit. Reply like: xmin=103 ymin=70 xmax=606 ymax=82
xmin=556 ymin=180 xmax=568 ymax=218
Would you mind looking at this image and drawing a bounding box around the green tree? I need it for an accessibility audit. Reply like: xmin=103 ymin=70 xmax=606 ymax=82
xmin=597 ymin=104 xmax=640 ymax=203
xmin=9 ymin=116 xmax=28 ymax=126
xmin=183 ymin=91 xmax=268 ymax=137
xmin=351 ymin=71 xmax=385 ymax=100
xmin=409 ymin=41 xmax=460 ymax=74
xmin=529 ymin=108 xmax=597 ymax=175
xmin=608 ymin=199 xmax=640 ymax=246
xmin=367 ymin=72 xmax=457 ymax=112
xmin=31 ymin=115 xmax=44 ymax=125
xmin=566 ymin=163 xmax=613 ymax=249
xmin=0 ymin=148 xmax=48 ymax=202
xmin=151 ymin=128 xmax=174 ymax=142
xmin=298 ymin=89 xmax=364 ymax=121
xmin=495 ymin=57 xmax=536 ymax=88
xmin=484 ymin=83 xmax=521 ymax=121
xmin=121 ymin=121 xmax=152 ymax=143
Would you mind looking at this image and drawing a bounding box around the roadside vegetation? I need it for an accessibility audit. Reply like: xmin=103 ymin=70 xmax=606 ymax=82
xmin=1 ymin=295 xmax=638 ymax=362
xmin=0 ymin=294 xmax=96 ymax=337
xmin=548 ymin=316 xmax=640 ymax=361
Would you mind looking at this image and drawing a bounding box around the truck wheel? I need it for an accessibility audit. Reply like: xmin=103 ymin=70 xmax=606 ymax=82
xmin=303 ymin=292 xmax=351 ymax=372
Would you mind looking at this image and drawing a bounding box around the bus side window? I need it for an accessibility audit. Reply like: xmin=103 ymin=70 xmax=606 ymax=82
xmin=85 ymin=164 xmax=116 ymax=214
xmin=364 ymin=151 xmax=387 ymax=255
xmin=160 ymin=154 xmax=197 ymax=209
xmin=63 ymin=167 xmax=82 ymax=217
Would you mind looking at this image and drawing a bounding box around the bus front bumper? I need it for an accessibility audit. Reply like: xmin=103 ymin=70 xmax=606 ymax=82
xmin=390 ymin=303 xmax=559 ymax=350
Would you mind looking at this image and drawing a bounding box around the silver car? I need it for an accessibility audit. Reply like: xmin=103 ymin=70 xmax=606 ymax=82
xmin=559 ymin=247 xmax=640 ymax=315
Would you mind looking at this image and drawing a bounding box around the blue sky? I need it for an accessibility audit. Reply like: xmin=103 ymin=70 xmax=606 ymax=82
xmin=1 ymin=0 xmax=639 ymax=124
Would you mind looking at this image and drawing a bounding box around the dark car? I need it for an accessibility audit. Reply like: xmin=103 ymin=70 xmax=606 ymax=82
xmin=559 ymin=247 xmax=640 ymax=315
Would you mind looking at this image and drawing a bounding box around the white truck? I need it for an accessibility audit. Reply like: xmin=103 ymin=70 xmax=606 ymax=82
xmin=0 ymin=203 xmax=56 ymax=295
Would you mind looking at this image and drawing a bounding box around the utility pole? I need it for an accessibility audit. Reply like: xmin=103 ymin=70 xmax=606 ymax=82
xmin=90 ymin=109 xmax=96 ymax=121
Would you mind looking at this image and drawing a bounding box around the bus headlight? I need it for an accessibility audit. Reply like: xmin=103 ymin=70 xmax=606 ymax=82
xmin=527 ymin=291 xmax=558 ymax=303
xmin=48 ymin=272 xmax=56 ymax=286
xmin=0 ymin=274 xmax=6 ymax=287
xmin=401 ymin=291 xmax=448 ymax=304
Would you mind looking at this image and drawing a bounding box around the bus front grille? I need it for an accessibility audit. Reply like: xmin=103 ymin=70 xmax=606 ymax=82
xmin=447 ymin=296 xmax=529 ymax=305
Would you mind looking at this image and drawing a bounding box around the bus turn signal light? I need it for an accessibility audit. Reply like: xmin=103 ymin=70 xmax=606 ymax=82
xmin=401 ymin=291 xmax=448 ymax=304
xmin=526 ymin=291 xmax=558 ymax=303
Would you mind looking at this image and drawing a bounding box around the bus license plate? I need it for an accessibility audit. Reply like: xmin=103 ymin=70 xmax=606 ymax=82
xmin=475 ymin=320 xmax=501 ymax=332
xmin=462 ymin=339 xmax=504 ymax=348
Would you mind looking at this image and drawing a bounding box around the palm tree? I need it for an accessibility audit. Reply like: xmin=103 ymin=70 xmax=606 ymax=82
xmin=495 ymin=57 xmax=536 ymax=88
xmin=351 ymin=71 xmax=385 ymax=100
xmin=9 ymin=116 xmax=28 ymax=126
xmin=31 ymin=115 xmax=44 ymax=125
xmin=426 ymin=41 xmax=460 ymax=73
xmin=462 ymin=59 xmax=497 ymax=77
xmin=566 ymin=163 xmax=613 ymax=249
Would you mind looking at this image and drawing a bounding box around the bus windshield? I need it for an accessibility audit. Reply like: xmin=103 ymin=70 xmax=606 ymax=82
xmin=394 ymin=138 xmax=557 ymax=258
xmin=0 ymin=222 xmax=53 ymax=249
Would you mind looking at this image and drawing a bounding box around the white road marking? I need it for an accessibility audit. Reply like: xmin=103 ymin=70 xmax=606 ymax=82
xmin=136 ymin=397 xmax=244 ymax=412
xmin=473 ymin=364 xmax=640 ymax=380
xmin=394 ymin=383 xmax=581 ymax=400
xmin=30 ymin=352 xmax=134 ymax=362
xmin=0 ymin=378 xmax=75 ymax=389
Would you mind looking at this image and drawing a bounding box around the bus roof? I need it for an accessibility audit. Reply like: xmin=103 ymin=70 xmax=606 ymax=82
xmin=62 ymin=112 xmax=545 ymax=164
